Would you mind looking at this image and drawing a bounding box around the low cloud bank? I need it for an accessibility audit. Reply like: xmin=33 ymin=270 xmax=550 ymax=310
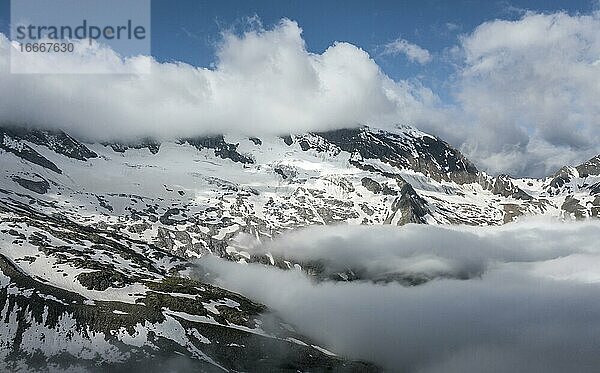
xmin=196 ymin=220 xmax=600 ymax=372
xmin=234 ymin=220 xmax=600 ymax=282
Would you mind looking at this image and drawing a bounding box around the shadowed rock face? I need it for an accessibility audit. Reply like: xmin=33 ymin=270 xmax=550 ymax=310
xmin=361 ymin=177 xmax=382 ymax=194
xmin=1 ymin=125 xmax=97 ymax=161
xmin=545 ymin=157 xmax=600 ymax=198
xmin=546 ymin=166 xmax=578 ymax=195
xmin=1 ymin=125 xmax=101 ymax=176
xmin=490 ymin=175 xmax=533 ymax=200
xmin=104 ymin=139 xmax=161 ymax=155
xmin=394 ymin=181 xmax=430 ymax=225
xmin=180 ymin=135 xmax=255 ymax=164
xmin=561 ymin=196 xmax=589 ymax=220
xmin=11 ymin=176 xmax=50 ymax=194
xmin=1 ymin=135 xmax=62 ymax=173
xmin=315 ymin=127 xmax=480 ymax=184
xmin=576 ymin=155 xmax=600 ymax=178
xmin=592 ymin=197 xmax=600 ymax=218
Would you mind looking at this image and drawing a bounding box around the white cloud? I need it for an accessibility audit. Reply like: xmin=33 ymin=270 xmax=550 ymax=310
xmin=197 ymin=220 xmax=600 ymax=372
xmin=237 ymin=219 xmax=600 ymax=282
xmin=445 ymin=22 xmax=461 ymax=32
xmin=382 ymin=38 xmax=432 ymax=64
xmin=454 ymin=11 xmax=600 ymax=176
xmin=0 ymin=20 xmax=438 ymax=141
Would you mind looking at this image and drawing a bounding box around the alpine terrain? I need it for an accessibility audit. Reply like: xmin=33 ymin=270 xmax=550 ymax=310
xmin=1 ymin=123 xmax=599 ymax=371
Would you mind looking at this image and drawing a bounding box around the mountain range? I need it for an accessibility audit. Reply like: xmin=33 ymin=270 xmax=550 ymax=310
xmin=1 ymin=123 xmax=598 ymax=371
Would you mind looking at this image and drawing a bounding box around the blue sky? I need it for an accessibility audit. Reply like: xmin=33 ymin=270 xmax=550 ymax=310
xmin=152 ymin=0 xmax=595 ymax=92
xmin=0 ymin=0 xmax=595 ymax=86
xmin=0 ymin=0 xmax=596 ymax=77
xmin=145 ymin=0 xmax=596 ymax=117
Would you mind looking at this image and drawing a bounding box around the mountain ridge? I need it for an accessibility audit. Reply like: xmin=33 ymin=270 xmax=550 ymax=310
xmin=1 ymin=123 xmax=599 ymax=370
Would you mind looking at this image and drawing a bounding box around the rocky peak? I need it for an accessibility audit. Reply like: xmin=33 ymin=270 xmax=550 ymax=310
xmin=576 ymin=155 xmax=600 ymax=178
xmin=546 ymin=166 xmax=579 ymax=196
xmin=490 ymin=174 xmax=533 ymax=200
xmin=312 ymin=126 xmax=479 ymax=184
xmin=0 ymin=125 xmax=97 ymax=161
xmin=392 ymin=179 xmax=430 ymax=225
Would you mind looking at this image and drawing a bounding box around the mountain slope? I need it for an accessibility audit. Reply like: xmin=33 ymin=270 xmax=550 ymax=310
xmin=0 ymin=198 xmax=374 ymax=372
xmin=3 ymin=124 xmax=597 ymax=254
xmin=1 ymin=123 xmax=598 ymax=370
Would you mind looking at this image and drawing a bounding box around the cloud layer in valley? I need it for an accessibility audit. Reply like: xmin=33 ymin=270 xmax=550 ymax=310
xmin=197 ymin=220 xmax=600 ymax=372
xmin=1 ymin=11 xmax=599 ymax=177
xmin=234 ymin=220 xmax=600 ymax=282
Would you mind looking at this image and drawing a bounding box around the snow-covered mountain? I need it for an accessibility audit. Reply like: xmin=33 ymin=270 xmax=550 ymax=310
xmin=1 ymin=123 xmax=599 ymax=370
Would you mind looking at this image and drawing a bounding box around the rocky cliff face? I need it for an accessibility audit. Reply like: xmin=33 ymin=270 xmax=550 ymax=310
xmin=315 ymin=126 xmax=479 ymax=184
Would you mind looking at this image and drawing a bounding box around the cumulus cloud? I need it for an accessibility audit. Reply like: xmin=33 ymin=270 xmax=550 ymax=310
xmin=382 ymin=38 xmax=432 ymax=64
xmin=196 ymin=220 xmax=600 ymax=372
xmin=0 ymin=20 xmax=441 ymax=141
xmin=455 ymin=11 xmax=600 ymax=176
